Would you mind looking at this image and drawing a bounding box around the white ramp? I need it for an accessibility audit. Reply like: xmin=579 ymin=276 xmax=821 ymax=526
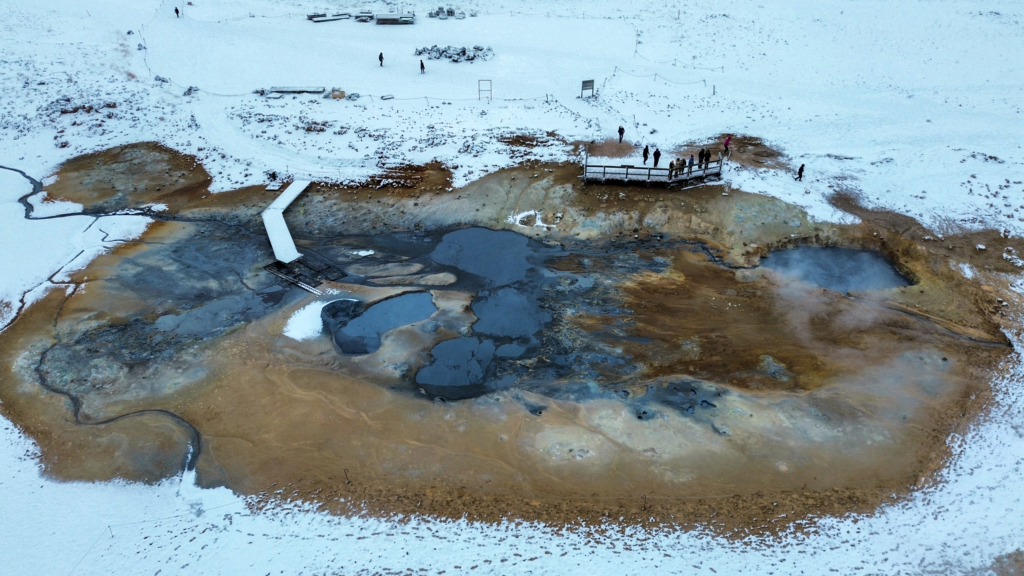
xmin=261 ymin=180 xmax=311 ymax=263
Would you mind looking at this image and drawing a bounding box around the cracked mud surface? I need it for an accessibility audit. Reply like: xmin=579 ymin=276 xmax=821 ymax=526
xmin=0 ymin=142 xmax=1018 ymax=535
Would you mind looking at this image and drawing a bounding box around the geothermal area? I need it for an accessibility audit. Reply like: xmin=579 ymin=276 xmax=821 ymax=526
xmin=2 ymin=0 xmax=1024 ymax=574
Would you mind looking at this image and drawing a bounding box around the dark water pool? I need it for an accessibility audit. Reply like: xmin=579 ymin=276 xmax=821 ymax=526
xmin=416 ymin=228 xmax=551 ymax=399
xmin=761 ymin=246 xmax=910 ymax=292
xmin=322 ymin=292 xmax=437 ymax=355
xmin=429 ymin=227 xmax=534 ymax=287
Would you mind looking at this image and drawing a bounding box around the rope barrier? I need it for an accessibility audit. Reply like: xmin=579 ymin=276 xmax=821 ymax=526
xmin=634 ymin=51 xmax=725 ymax=72
xmin=611 ymin=66 xmax=706 ymax=85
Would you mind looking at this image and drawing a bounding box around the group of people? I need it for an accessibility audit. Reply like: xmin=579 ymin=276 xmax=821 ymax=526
xmin=621 ymin=132 xmax=731 ymax=181
xmin=666 ymin=148 xmax=717 ymax=179
xmin=615 ymin=130 xmax=807 ymax=181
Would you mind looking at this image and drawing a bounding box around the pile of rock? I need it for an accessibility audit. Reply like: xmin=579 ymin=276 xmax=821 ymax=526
xmin=414 ymin=45 xmax=493 ymax=63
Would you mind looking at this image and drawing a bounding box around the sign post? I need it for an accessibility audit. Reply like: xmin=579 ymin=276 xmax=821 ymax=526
xmin=478 ymin=79 xmax=492 ymax=101
xmin=581 ymin=79 xmax=595 ymax=98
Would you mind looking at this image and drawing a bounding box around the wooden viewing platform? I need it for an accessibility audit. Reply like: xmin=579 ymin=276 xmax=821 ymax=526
xmin=583 ymin=152 xmax=724 ymax=185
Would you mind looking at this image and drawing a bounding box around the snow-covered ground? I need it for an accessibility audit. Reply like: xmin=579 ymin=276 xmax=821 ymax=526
xmin=1 ymin=338 xmax=1023 ymax=575
xmin=0 ymin=168 xmax=150 ymax=329
xmin=3 ymin=0 xmax=1023 ymax=225
xmin=3 ymin=0 xmax=1024 ymax=573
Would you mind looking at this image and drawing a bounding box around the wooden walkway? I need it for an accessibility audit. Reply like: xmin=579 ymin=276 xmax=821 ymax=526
xmin=583 ymin=153 xmax=724 ymax=185
xmin=260 ymin=180 xmax=346 ymax=294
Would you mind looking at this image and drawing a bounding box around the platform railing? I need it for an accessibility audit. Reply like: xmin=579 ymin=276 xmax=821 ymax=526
xmin=583 ymin=153 xmax=723 ymax=185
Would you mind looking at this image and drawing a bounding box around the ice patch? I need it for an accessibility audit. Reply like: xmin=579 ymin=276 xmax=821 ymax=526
xmin=0 ymin=205 xmax=150 ymax=332
xmin=956 ymin=261 xmax=976 ymax=279
xmin=507 ymin=209 xmax=556 ymax=230
xmin=0 ymin=169 xmax=33 ymax=204
xmin=27 ymin=191 xmax=83 ymax=217
xmin=284 ymin=299 xmax=346 ymax=341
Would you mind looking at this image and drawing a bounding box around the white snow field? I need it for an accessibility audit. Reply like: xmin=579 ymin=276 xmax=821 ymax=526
xmin=2 ymin=0 xmax=1024 ymax=573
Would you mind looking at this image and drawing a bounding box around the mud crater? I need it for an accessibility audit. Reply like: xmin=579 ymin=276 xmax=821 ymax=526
xmin=0 ymin=141 xmax=1013 ymax=535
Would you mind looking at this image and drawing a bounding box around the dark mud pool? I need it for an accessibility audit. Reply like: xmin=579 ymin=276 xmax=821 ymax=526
xmin=323 ymin=293 xmax=438 ymax=354
xmin=416 ymin=228 xmax=552 ymax=398
xmin=761 ymin=246 xmax=911 ymax=292
xmin=321 ymin=227 xmax=558 ymax=399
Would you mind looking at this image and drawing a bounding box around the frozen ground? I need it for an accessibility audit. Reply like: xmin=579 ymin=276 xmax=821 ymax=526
xmin=2 ymin=0 xmax=1022 ymax=225
xmin=1 ymin=334 xmax=1023 ymax=575
xmin=2 ymin=0 xmax=1024 ymax=573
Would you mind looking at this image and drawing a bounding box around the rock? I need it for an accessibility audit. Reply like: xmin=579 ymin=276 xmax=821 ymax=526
xmin=413 ymin=45 xmax=494 ymax=64
xmin=371 ymin=272 xmax=456 ymax=286
xmin=345 ymin=262 xmax=424 ymax=277
xmin=417 ymin=272 xmax=457 ymax=286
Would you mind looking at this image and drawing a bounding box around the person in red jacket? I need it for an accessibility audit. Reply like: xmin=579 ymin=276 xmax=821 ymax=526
xmin=723 ymin=135 xmax=732 ymax=157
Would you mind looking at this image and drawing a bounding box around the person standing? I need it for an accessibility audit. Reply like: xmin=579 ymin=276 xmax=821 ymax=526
xmin=796 ymin=164 xmax=805 ymax=181
xmin=618 ymin=125 xmax=625 ymax=143
xmin=642 ymin=145 xmax=650 ymax=165
xmin=688 ymin=154 xmax=695 ymax=175
xmin=668 ymin=159 xmax=675 ymax=180
xmin=723 ymin=135 xmax=732 ymax=157
xmin=653 ymin=148 xmax=662 ymax=168
xmin=420 ymin=59 xmax=425 ymax=74
xmin=379 ymin=52 xmax=384 ymax=67
xmin=697 ymin=148 xmax=705 ymax=170
xmin=175 ymin=7 xmax=180 ymax=17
